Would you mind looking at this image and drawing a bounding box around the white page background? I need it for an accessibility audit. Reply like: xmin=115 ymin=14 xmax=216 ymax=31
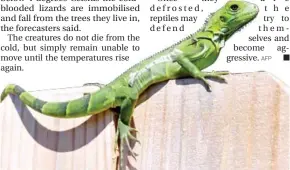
xmin=0 ymin=0 xmax=289 ymax=91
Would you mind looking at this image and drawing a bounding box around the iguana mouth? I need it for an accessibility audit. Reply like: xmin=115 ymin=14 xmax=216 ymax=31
xmin=227 ymin=9 xmax=259 ymax=37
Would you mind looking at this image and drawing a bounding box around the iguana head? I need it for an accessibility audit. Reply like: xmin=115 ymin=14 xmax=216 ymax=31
xmin=204 ymin=0 xmax=259 ymax=41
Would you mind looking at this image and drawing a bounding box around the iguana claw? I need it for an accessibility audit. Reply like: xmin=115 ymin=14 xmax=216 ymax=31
xmin=128 ymin=133 xmax=141 ymax=144
xmin=195 ymin=71 xmax=229 ymax=91
xmin=203 ymin=71 xmax=229 ymax=83
xmin=204 ymin=71 xmax=229 ymax=83
xmin=117 ymin=118 xmax=140 ymax=169
xmin=196 ymin=75 xmax=212 ymax=92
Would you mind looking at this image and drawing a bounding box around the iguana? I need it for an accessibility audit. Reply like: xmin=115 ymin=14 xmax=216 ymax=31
xmin=0 ymin=1 xmax=259 ymax=169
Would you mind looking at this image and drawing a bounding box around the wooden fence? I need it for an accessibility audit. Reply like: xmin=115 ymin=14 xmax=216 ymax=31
xmin=0 ymin=72 xmax=289 ymax=170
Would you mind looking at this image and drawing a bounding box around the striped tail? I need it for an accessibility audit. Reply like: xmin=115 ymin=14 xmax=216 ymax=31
xmin=0 ymin=84 xmax=115 ymax=118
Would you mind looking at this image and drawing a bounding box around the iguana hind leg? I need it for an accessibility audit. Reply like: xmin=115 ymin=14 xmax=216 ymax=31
xmin=115 ymin=90 xmax=140 ymax=170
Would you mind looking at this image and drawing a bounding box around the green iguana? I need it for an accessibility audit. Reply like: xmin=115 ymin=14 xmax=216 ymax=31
xmin=1 ymin=1 xmax=259 ymax=169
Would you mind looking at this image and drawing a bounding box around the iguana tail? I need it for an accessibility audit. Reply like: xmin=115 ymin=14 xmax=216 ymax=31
xmin=0 ymin=84 xmax=115 ymax=118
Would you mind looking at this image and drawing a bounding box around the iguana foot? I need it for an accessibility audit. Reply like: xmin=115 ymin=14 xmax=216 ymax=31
xmin=194 ymin=73 xmax=212 ymax=92
xmin=195 ymin=71 xmax=229 ymax=92
xmin=202 ymin=71 xmax=229 ymax=82
xmin=117 ymin=118 xmax=140 ymax=168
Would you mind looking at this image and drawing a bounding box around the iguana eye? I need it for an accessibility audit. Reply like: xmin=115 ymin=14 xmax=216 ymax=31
xmin=230 ymin=4 xmax=239 ymax=11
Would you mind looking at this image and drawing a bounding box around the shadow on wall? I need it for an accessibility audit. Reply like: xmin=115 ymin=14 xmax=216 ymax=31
xmin=6 ymin=77 xmax=218 ymax=153
xmin=11 ymin=95 xmax=112 ymax=152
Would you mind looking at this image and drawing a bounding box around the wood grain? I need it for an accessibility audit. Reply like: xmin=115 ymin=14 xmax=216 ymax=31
xmin=0 ymin=72 xmax=289 ymax=170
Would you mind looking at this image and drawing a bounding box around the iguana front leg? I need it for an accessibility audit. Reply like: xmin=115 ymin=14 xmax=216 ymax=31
xmin=202 ymin=71 xmax=229 ymax=82
xmin=176 ymin=55 xmax=228 ymax=92
xmin=175 ymin=39 xmax=229 ymax=91
xmin=177 ymin=56 xmax=229 ymax=91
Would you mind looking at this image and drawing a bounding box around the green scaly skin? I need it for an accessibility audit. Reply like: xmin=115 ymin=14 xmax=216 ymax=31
xmin=0 ymin=1 xmax=259 ymax=169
